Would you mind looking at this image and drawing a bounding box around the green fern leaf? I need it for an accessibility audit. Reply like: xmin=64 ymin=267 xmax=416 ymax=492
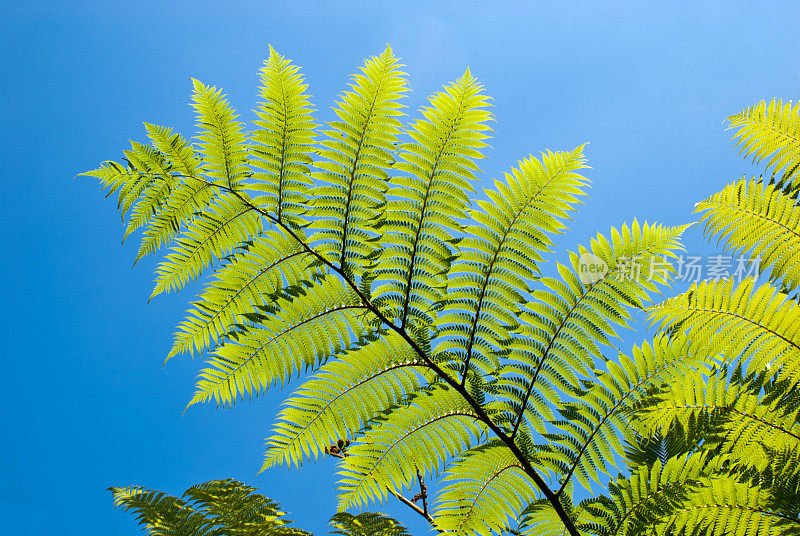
xmin=504 ymin=221 xmax=687 ymax=437
xmin=110 ymin=480 xmax=310 ymax=536
xmin=637 ymin=368 xmax=800 ymax=471
xmin=647 ymin=277 xmax=800 ymax=380
xmin=436 ymin=147 xmax=590 ymax=382
xmin=728 ymin=98 xmax=800 ymax=183
xmin=151 ymin=194 xmax=263 ymax=298
xmin=329 ymin=512 xmax=412 ymax=536
xmin=249 ymin=46 xmax=316 ymax=224
xmin=374 ymin=68 xmax=493 ymax=332
xmin=541 ymin=334 xmax=698 ymax=493
xmin=190 ymin=79 xmax=250 ymax=189
xmin=337 ymin=384 xmax=485 ymax=510
xmin=189 ymin=276 xmax=374 ymax=407
xmin=694 ymin=177 xmax=800 ymax=292
xmin=310 ymin=45 xmax=408 ymax=277
xmin=579 ymin=453 xmax=716 ymax=536
xmin=434 ymin=440 xmax=536 ymax=536
xmin=168 ymin=230 xmax=317 ymax=359
xmin=263 ymin=332 xmax=425 ymax=469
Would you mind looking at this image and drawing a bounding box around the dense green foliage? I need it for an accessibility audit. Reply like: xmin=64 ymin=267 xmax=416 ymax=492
xmin=578 ymin=97 xmax=800 ymax=536
xmin=86 ymin=46 xmax=799 ymax=535
xmin=111 ymin=480 xmax=409 ymax=536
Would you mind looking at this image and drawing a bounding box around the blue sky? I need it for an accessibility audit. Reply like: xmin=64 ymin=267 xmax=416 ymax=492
xmin=1 ymin=1 xmax=799 ymax=535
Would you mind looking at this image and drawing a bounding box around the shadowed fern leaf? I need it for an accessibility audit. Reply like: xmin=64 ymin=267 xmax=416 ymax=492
xmin=329 ymin=512 xmax=411 ymax=536
xmin=110 ymin=479 xmax=310 ymax=536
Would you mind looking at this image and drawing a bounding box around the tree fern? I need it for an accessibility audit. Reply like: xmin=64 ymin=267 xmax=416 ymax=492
xmin=87 ymin=45 xmax=704 ymax=536
xmin=579 ymin=453 xmax=718 ymax=536
xmin=537 ymin=334 xmax=698 ymax=493
xmin=638 ymin=368 xmax=800 ymax=459
xmin=500 ymin=221 xmax=686 ymax=439
xmin=169 ymin=230 xmax=317 ymax=360
xmin=150 ymin=80 xmax=260 ymax=298
xmin=110 ymin=479 xmax=416 ymax=536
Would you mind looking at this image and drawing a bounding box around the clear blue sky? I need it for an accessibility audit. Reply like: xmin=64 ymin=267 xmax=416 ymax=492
xmin=1 ymin=1 xmax=798 ymax=534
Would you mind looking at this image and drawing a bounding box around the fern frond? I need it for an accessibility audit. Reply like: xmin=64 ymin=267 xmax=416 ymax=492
xmin=337 ymin=384 xmax=485 ymax=509
xmin=133 ymin=124 xmax=215 ymax=262
xmin=249 ymin=46 xmax=316 ymax=224
xmin=660 ymin=476 xmax=791 ymax=536
xmin=374 ymin=69 xmax=493 ymax=332
xmin=329 ymin=512 xmax=412 ymax=536
xmin=436 ymin=147 xmax=590 ymax=382
xmin=622 ymin=421 xmax=711 ymax=471
xmin=110 ymin=486 xmax=209 ymax=536
xmin=151 ymin=194 xmax=263 ymax=298
xmin=168 ymin=231 xmax=316 ymax=359
xmin=310 ymin=45 xmax=408 ymax=277
xmin=189 ymin=276 xmax=374 ymax=407
xmin=511 ymin=498 xmax=580 ymax=536
xmin=766 ymin=447 xmax=800 ymax=529
xmin=147 ymin=81 xmax=259 ymax=297
xmin=182 ymin=479 xmax=307 ymax=535
xmin=504 ymin=221 xmax=686 ymax=436
xmin=694 ymin=177 xmax=800 ymax=292
xmin=541 ymin=334 xmax=697 ymax=492
xmin=117 ymin=141 xmax=177 ymax=240
xmin=579 ymin=453 xmax=715 ymax=536
xmin=728 ymin=99 xmax=800 ymax=183
xmin=434 ymin=440 xmax=536 ymax=536
xmin=111 ymin=480 xmax=310 ymax=536
xmin=263 ymin=332 xmax=426 ymax=470
xmin=190 ymin=79 xmax=250 ymax=189
xmin=647 ymin=277 xmax=800 ymax=380
xmin=637 ymin=369 xmax=800 ymax=471
xmin=79 ymin=125 xmax=216 ymax=265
